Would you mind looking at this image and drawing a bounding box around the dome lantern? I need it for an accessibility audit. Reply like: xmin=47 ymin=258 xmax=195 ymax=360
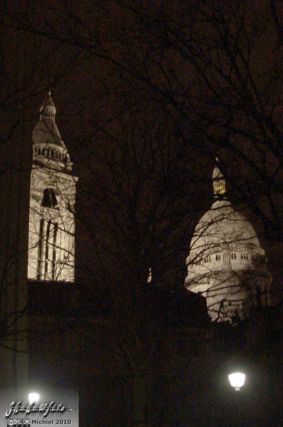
xmin=212 ymin=159 xmax=226 ymax=198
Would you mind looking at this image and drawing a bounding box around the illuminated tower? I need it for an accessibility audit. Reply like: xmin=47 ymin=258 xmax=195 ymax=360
xmin=28 ymin=93 xmax=77 ymax=282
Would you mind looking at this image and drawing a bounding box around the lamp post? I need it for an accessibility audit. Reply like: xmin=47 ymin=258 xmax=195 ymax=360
xmin=228 ymin=371 xmax=246 ymax=427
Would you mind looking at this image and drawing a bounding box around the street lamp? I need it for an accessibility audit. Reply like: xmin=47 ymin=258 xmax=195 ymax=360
xmin=28 ymin=392 xmax=40 ymax=405
xmin=228 ymin=371 xmax=246 ymax=391
xmin=228 ymin=371 xmax=246 ymax=427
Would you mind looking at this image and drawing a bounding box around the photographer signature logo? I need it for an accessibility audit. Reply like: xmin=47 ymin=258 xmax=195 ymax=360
xmin=5 ymin=401 xmax=70 ymax=418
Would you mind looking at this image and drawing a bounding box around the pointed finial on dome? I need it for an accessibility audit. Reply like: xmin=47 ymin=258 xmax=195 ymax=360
xmin=40 ymin=91 xmax=56 ymax=119
xmin=212 ymin=158 xmax=226 ymax=197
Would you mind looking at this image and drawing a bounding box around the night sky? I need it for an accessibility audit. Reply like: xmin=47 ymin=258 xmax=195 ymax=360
xmin=1 ymin=2 xmax=283 ymax=426
xmin=1 ymin=0 xmax=283 ymax=294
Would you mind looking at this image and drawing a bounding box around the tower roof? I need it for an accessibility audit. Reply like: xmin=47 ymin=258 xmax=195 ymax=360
xmin=32 ymin=92 xmax=67 ymax=150
xmin=32 ymin=92 xmax=71 ymax=170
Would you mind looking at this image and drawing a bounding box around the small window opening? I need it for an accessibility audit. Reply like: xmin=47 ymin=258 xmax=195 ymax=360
xmin=42 ymin=188 xmax=58 ymax=209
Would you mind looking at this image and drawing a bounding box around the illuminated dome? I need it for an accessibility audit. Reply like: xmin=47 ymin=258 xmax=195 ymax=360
xmin=185 ymin=162 xmax=271 ymax=322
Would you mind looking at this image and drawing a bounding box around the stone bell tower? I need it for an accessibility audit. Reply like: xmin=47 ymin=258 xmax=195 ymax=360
xmin=28 ymin=92 xmax=77 ymax=282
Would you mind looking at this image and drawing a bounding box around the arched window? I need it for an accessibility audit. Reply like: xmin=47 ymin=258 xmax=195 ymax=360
xmin=41 ymin=188 xmax=58 ymax=209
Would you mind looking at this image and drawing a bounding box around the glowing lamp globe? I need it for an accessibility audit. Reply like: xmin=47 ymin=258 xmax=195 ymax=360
xmin=28 ymin=392 xmax=40 ymax=405
xmin=228 ymin=372 xmax=246 ymax=391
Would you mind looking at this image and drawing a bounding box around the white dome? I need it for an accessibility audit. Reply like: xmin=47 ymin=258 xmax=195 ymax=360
xmin=184 ymin=162 xmax=271 ymax=322
xmin=186 ymin=199 xmax=264 ymax=278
